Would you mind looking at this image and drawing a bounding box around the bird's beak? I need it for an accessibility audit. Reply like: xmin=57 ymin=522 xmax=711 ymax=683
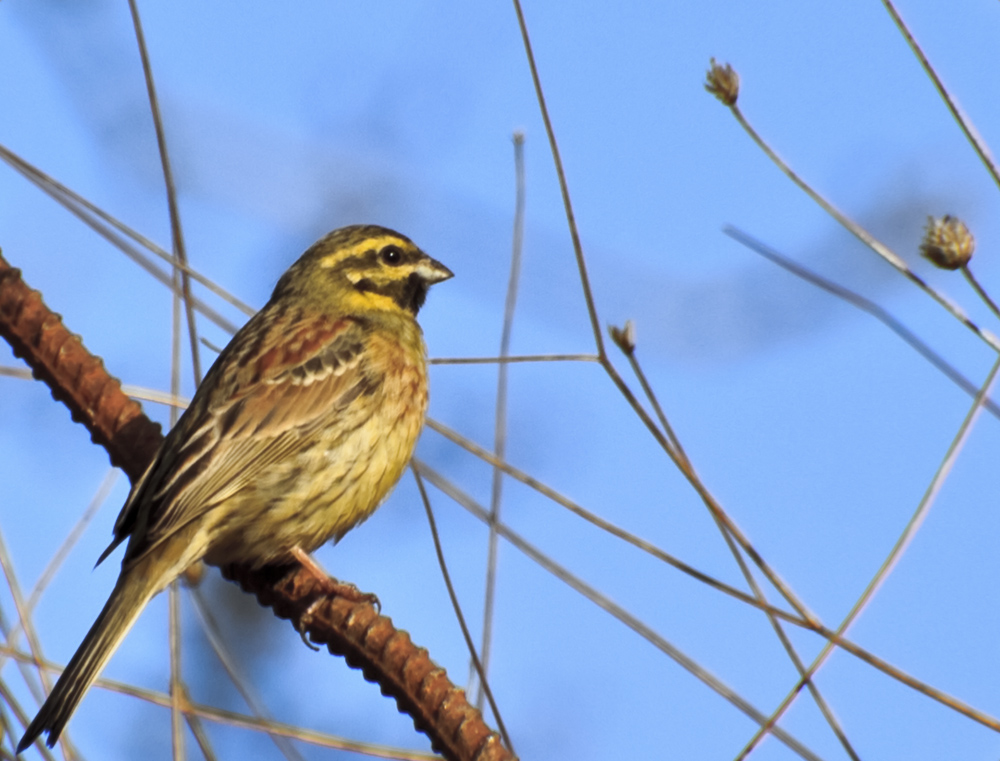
xmin=415 ymin=257 xmax=454 ymax=284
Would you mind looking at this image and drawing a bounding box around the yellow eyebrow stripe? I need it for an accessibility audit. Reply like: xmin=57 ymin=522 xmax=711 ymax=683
xmin=318 ymin=236 xmax=406 ymax=268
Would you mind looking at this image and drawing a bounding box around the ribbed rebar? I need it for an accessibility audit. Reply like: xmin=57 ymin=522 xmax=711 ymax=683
xmin=223 ymin=565 xmax=511 ymax=761
xmin=0 ymin=254 xmax=162 ymax=478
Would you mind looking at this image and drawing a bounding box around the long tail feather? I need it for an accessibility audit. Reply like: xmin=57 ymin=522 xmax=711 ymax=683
xmin=18 ymin=570 xmax=160 ymax=752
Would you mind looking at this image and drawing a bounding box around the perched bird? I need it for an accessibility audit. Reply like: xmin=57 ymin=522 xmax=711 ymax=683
xmin=18 ymin=225 xmax=452 ymax=752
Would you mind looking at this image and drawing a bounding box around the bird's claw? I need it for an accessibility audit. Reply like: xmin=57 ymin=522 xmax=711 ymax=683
xmin=324 ymin=580 xmax=380 ymax=612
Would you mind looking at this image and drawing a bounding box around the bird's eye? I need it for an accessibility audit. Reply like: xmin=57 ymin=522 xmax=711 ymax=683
xmin=380 ymin=245 xmax=404 ymax=265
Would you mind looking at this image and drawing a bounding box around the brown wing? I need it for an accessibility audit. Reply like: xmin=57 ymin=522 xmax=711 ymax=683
xmin=103 ymin=312 xmax=381 ymax=567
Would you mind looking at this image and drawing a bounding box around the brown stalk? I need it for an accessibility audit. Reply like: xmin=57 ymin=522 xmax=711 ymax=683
xmin=0 ymin=250 xmax=513 ymax=761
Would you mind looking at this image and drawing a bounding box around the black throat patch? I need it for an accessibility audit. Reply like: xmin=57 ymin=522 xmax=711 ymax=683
xmin=354 ymin=272 xmax=429 ymax=315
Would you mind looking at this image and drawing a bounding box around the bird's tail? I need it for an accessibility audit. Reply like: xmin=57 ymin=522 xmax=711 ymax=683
xmin=17 ymin=569 xmax=161 ymax=753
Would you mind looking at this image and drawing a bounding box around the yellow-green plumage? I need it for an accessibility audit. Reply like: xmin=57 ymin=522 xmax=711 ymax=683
xmin=18 ymin=225 xmax=451 ymax=753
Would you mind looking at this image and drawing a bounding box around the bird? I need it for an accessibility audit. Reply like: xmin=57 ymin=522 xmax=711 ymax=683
xmin=18 ymin=224 xmax=453 ymax=752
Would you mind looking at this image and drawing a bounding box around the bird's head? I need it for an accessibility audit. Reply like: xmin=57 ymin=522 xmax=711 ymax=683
xmin=273 ymin=225 xmax=453 ymax=316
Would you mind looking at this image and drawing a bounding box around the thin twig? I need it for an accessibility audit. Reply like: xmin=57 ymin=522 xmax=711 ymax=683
xmin=419 ymin=431 xmax=807 ymax=624
xmin=596 ymin=344 xmax=822 ymax=624
xmin=139 ymin=0 xmax=191 ymax=745
xmin=411 ymin=467 xmax=515 ymax=755
xmin=510 ymin=6 xmax=815 ymax=633
xmin=0 ymin=469 xmax=117 ymax=681
xmin=26 ymin=471 xmax=119 ymax=613
xmin=0 ymin=690 xmax=23 ymax=761
xmin=0 ymin=645 xmax=438 ymax=760
xmin=427 ymin=418 xmax=818 ymax=625
xmin=2 ymin=162 xmax=238 ymax=333
xmin=0 ymin=677 xmax=60 ymax=761
xmin=614 ymin=340 xmax=859 ymax=756
xmin=128 ymin=0 xmax=202 ymax=386
xmin=169 ymin=583 xmax=185 ymax=761
xmin=0 ymin=608 xmax=47 ymax=743
xmin=962 ymin=266 xmax=1000 ymax=321
xmin=737 ymin=354 xmax=1000 ymax=757
xmin=183 ymin=704 xmax=218 ymax=761
xmin=430 ymin=354 xmax=597 ymax=365
xmin=0 ymin=529 xmax=52 ymax=697
xmin=120 ymin=385 xmax=191 ymax=409
xmin=711 ymin=515 xmax=860 ymax=759
xmin=477 ymin=132 xmax=526 ymax=708
xmin=880 ymin=0 xmax=1000 ymax=192
xmin=0 ymin=143 xmax=255 ymax=318
xmin=810 ymin=624 xmax=1000 ymax=731
xmin=621 ymin=346 xmax=690 ymax=465
xmin=511 ymin=0 xmax=604 ymax=358
xmin=0 ymin=365 xmax=193 ymax=409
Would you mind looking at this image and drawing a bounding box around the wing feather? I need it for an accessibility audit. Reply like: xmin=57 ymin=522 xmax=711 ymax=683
xmin=109 ymin=313 xmax=381 ymax=566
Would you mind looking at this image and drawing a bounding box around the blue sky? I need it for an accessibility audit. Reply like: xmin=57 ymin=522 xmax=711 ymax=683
xmin=2 ymin=1 xmax=999 ymax=759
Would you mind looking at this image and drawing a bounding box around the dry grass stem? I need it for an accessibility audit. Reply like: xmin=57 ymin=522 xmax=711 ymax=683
xmin=128 ymin=0 xmax=201 ymax=387
xmin=477 ymin=131 xmax=527 ymax=709
xmin=880 ymin=0 xmax=1000 ymax=191
xmin=0 ymin=643 xmax=439 ymax=759
xmin=962 ymin=267 xmax=1000 ymax=321
xmin=511 ymin=0 xmax=604 ymax=356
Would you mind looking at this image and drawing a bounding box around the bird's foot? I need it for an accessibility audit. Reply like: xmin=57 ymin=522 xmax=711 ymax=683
xmin=290 ymin=546 xmax=381 ymax=611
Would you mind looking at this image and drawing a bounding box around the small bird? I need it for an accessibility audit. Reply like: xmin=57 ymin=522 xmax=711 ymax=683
xmin=18 ymin=224 xmax=452 ymax=752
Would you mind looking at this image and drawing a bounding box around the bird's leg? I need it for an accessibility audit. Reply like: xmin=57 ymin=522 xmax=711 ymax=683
xmin=290 ymin=545 xmax=380 ymax=611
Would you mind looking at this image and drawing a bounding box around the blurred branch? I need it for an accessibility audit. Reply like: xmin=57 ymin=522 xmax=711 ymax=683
xmin=724 ymin=226 xmax=1000 ymax=419
xmin=0 ymin=142 xmax=252 ymax=327
xmin=0 ymin=365 xmax=192 ymax=409
xmin=0 ymin=250 xmax=514 ymax=761
xmin=0 ymin=677 xmax=59 ymax=761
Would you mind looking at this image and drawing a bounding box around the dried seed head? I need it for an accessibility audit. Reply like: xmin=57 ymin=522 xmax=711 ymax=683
xmin=920 ymin=215 xmax=974 ymax=270
xmin=705 ymin=58 xmax=739 ymax=106
xmin=609 ymin=320 xmax=636 ymax=355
